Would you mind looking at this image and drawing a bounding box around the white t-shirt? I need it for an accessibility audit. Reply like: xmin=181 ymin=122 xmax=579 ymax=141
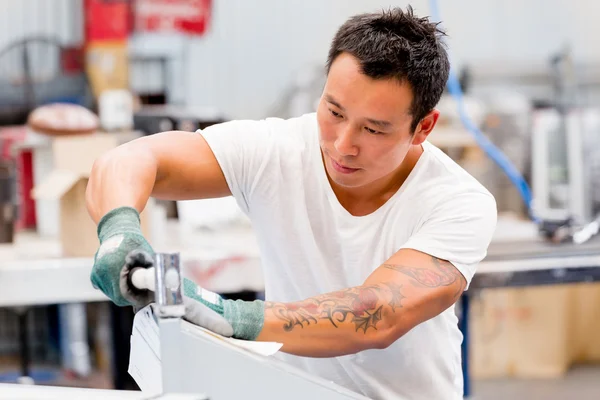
xmin=199 ymin=113 xmax=497 ymax=400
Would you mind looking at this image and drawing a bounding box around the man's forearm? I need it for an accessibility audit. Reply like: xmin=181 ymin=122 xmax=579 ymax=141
xmin=255 ymin=283 xmax=407 ymax=357
xmin=86 ymin=142 xmax=158 ymax=223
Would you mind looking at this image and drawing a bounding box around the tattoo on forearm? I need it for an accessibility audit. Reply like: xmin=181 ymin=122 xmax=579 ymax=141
xmin=384 ymin=282 xmax=406 ymax=312
xmin=264 ymin=283 xmax=405 ymax=334
xmin=265 ymin=258 xmax=465 ymax=334
xmin=383 ymin=256 xmax=465 ymax=300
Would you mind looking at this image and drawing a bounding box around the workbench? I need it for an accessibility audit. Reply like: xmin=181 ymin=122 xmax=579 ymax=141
xmin=0 ymin=219 xmax=263 ymax=307
xmin=461 ymin=218 xmax=600 ymax=398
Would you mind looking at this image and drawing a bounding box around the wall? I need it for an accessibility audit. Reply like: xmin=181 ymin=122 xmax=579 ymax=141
xmin=0 ymin=0 xmax=83 ymax=79
xmin=184 ymin=0 xmax=599 ymax=120
xmin=448 ymin=0 xmax=599 ymax=65
xmin=0 ymin=0 xmax=83 ymax=48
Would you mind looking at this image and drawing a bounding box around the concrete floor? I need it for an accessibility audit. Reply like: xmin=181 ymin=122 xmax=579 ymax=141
xmin=472 ymin=365 xmax=600 ymax=400
xmin=2 ymin=362 xmax=599 ymax=398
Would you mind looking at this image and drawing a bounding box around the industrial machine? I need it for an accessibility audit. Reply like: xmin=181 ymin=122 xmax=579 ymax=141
xmin=531 ymin=47 xmax=600 ymax=244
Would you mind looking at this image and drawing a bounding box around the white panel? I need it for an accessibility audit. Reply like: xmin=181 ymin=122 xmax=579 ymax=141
xmin=130 ymin=59 xmax=166 ymax=95
xmin=569 ymin=0 xmax=600 ymax=62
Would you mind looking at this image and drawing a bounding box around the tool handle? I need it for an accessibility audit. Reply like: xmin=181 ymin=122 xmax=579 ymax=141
xmin=129 ymin=252 xmax=185 ymax=317
xmin=130 ymin=267 xmax=156 ymax=292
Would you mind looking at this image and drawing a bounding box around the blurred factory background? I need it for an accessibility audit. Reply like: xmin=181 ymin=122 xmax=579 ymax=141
xmin=0 ymin=1 xmax=599 ymax=399
xmin=2 ymin=0 xmax=599 ymax=118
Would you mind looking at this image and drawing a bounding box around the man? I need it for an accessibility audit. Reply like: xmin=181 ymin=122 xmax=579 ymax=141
xmin=86 ymin=7 xmax=497 ymax=400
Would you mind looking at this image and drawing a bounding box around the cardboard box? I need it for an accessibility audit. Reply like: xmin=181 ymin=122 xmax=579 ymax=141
xmin=470 ymin=284 xmax=600 ymax=379
xmin=570 ymin=285 xmax=600 ymax=363
xmin=31 ymin=132 xmax=151 ymax=257
xmin=85 ymin=41 xmax=129 ymax=99
xmin=470 ymin=286 xmax=575 ymax=379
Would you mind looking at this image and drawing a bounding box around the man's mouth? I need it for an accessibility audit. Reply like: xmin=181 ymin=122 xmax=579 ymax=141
xmin=331 ymin=157 xmax=360 ymax=174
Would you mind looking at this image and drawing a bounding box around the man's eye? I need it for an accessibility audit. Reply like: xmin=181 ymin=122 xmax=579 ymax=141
xmin=364 ymin=127 xmax=380 ymax=134
xmin=330 ymin=109 xmax=342 ymax=118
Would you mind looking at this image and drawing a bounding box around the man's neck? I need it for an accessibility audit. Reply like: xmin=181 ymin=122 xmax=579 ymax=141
xmin=329 ymin=145 xmax=423 ymax=216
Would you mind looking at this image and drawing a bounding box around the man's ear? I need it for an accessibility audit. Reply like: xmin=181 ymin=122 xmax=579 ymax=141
xmin=411 ymin=110 xmax=440 ymax=145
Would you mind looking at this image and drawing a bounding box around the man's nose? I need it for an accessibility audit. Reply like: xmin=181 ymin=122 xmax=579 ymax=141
xmin=334 ymin=125 xmax=359 ymax=157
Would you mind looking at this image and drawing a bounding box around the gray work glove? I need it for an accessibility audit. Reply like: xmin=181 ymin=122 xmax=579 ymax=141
xmin=91 ymin=207 xmax=154 ymax=307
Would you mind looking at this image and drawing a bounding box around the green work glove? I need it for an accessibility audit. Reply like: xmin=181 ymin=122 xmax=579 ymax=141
xmin=182 ymin=278 xmax=265 ymax=340
xmin=91 ymin=206 xmax=155 ymax=307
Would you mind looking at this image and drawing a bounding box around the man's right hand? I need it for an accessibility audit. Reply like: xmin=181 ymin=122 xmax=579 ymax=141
xmin=91 ymin=207 xmax=155 ymax=307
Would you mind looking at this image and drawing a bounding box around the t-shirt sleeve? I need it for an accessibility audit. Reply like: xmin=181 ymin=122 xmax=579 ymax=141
xmin=400 ymin=192 xmax=498 ymax=288
xmin=197 ymin=118 xmax=288 ymax=214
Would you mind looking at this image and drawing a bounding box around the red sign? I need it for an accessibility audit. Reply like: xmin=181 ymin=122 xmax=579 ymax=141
xmin=134 ymin=0 xmax=212 ymax=36
xmin=85 ymin=0 xmax=130 ymax=42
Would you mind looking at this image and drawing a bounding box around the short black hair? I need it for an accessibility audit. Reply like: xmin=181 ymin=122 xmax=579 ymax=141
xmin=326 ymin=6 xmax=450 ymax=132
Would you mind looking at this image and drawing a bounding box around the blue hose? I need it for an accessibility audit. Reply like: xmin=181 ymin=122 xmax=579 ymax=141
xmin=428 ymin=0 xmax=538 ymax=222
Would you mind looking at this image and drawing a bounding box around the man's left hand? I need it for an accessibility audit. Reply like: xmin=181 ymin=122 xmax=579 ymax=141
xmin=182 ymin=278 xmax=265 ymax=341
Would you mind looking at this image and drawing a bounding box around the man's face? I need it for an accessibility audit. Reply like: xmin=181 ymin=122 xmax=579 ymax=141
xmin=317 ymin=53 xmax=424 ymax=191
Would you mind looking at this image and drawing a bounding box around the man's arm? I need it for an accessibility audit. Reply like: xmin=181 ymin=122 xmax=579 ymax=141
xmin=255 ymin=248 xmax=466 ymax=357
xmin=86 ymin=131 xmax=231 ymax=223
